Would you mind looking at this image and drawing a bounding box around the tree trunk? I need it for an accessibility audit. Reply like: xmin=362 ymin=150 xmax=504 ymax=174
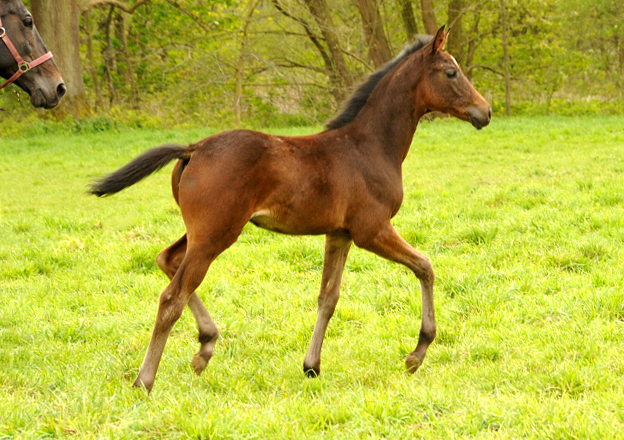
xmin=398 ymin=0 xmax=418 ymax=42
xmin=234 ymin=0 xmax=260 ymax=127
xmin=354 ymin=0 xmax=393 ymax=67
xmin=447 ymin=0 xmax=464 ymax=66
xmin=115 ymin=11 xmax=138 ymax=109
xmin=500 ymin=0 xmax=511 ymax=116
xmin=103 ymin=6 xmax=116 ymax=107
xmin=31 ymin=0 xmax=92 ymax=118
xmin=83 ymin=10 xmax=102 ymax=110
xmin=302 ymin=0 xmax=352 ymax=101
xmin=465 ymin=12 xmax=480 ymax=81
xmin=420 ymin=0 xmax=437 ymax=35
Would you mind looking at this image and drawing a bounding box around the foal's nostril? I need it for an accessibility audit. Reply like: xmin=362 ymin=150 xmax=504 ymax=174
xmin=57 ymin=82 xmax=67 ymax=99
xmin=467 ymin=105 xmax=491 ymax=130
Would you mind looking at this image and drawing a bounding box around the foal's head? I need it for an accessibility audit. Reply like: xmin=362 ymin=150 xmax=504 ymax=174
xmin=417 ymin=26 xmax=491 ymax=129
xmin=0 ymin=0 xmax=65 ymax=108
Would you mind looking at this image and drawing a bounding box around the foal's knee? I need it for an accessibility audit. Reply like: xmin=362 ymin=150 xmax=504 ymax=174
xmin=157 ymin=289 xmax=186 ymax=326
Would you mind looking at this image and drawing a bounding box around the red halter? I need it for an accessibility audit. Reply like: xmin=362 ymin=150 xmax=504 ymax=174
xmin=0 ymin=14 xmax=53 ymax=90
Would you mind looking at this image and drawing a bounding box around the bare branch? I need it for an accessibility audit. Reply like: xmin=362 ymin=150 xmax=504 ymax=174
xmin=81 ymin=0 xmax=148 ymax=13
xmin=340 ymin=49 xmax=373 ymax=71
xmin=274 ymin=60 xmax=326 ymax=73
xmin=466 ymin=64 xmax=504 ymax=76
xmin=250 ymin=30 xmax=324 ymax=39
xmin=271 ymin=0 xmax=332 ymax=67
xmin=163 ymin=0 xmax=213 ymax=33
xmin=448 ymin=1 xmax=483 ymax=30
xmin=466 ymin=25 xmax=500 ymax=45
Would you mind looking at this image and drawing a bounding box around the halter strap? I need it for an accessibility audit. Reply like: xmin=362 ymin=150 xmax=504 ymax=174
xmin=0 ymin=14 xmax=54 ymax=90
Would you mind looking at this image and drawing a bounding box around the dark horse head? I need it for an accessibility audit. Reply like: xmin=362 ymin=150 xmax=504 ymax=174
xmin=0 ymin=0 xmax=65 ymax=109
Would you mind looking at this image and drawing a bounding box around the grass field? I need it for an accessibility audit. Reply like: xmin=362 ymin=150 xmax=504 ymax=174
xmin=1 ymin=116 xmax=624 ymax=439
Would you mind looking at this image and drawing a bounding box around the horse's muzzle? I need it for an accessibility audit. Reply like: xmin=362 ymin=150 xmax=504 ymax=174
xmin=29 ymin=81 xmax=67 ymax=109
xmin=468 ymin=105 xmax=492 ymax=130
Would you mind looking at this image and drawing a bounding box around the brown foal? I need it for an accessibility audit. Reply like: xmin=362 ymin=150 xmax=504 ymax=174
xmin=91 ymin=26 xmax=491 ymax=392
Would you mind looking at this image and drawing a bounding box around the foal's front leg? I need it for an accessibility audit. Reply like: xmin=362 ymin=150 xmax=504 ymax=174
xmin=356 ymin=223 xmax=436 ymax=373
xmin=303 ymin=232 xmax=352 ymax=377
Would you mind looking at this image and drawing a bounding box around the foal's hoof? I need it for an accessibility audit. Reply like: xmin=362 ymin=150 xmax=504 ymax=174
xmin=405 ymin=353 xmax=423 ymax=374
xmin=192 ymin=353 xmax=210 ymax=375
xmin=303 ymin=365 xmax=320 ymax=378
xmin=132 ymin=377 xmax=153 ymax=393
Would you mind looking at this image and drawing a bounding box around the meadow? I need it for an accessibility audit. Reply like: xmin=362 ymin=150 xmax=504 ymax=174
xmin=1 ymin=116 xmax=623 ymax=439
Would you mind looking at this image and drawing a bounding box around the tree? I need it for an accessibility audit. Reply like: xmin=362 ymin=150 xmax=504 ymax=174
xmin=302 ymin=0 xmax=353 ymax=98
xmin=446 ymin=0 xmax=464 ymax=66
xmin=463 ymin=7 xmax=484 ymax=81
xmin=83 ymin=9 xmax=103 ymax=110
xmin=398 ymin=0 xmax=419 ymax=42
xmin=420 ymin=0 xmax=438 ymax=35
xmin=234 ymin=0 xmax=261 ymax=127
xmin=499 ymin=0 xmax=510 ymax=115
xmin=354 ymin=0 xmax=393 ymax=67
xmin=80 ymin=0 xmax=147 ymax=109
xmin=274 ymin=0 xmax=353 ymax=103
xmin=115 ymin=11 xmax=137 ymax=108
xmin=31 ymin=0 xmax=92 ymax=118
xmin=562 ymin=0 xmax=624 ymax=95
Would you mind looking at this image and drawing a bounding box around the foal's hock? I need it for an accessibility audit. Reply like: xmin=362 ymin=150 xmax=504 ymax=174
xmin=91 ymin=26 xmax=491 ymax=392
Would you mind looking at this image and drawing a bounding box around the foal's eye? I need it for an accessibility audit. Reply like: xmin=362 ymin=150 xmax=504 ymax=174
xmin=23 ymin=17 xmax=34 ymax=28
xmin=445 ymin=69 xmax=457 ymax=79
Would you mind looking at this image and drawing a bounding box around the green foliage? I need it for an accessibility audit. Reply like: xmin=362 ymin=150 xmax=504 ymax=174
xmin=78 ymin=0 xmax=338 ymax=126
xmin=2 ymin=116 xmax=624 ymax=438
xmin=4 ymin=0 xmax=624 ymax=124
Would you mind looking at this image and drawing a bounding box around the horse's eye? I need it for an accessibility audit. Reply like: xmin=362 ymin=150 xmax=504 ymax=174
xmin=23 ymin=17 xmax=34 ymax=28
xmin=445 ymin=69 xmax=457 ymax=79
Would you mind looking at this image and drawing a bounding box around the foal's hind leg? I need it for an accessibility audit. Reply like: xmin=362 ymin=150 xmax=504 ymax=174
xmin=134 ymin=245 xmax=215 ymax=391
xmin=355 ymin=223 xmax=436 ymax=373
xmin=135 ymin=198 xmax=249 ymax=391
xmin=156 ymin=235 xmax=219 ymax=375
xmin=303 ymin=232 xmax=352 ymax=377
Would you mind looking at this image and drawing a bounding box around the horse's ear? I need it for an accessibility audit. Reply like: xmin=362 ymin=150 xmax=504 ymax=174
xmin=432 ymin=25 xmax=448 ymax=53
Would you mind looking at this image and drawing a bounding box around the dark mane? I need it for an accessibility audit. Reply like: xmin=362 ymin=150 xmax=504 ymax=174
xmin=325 ymin=35 xmax=433 ymax=131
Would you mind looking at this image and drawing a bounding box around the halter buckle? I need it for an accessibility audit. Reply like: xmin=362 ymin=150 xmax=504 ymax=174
xmin=0 ymin=27 xmax=5 ymax=38
xmin=18 ymin=62 xmax=29 ymax=73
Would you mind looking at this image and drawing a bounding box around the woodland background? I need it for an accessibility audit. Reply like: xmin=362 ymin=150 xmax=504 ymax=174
xmin=1 ymin=0 xmax=624 ymax=127
xmin=2 ymin=4 xmax=624 ymax=437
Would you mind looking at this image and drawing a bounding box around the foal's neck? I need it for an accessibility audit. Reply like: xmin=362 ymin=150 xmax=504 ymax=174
xmin=349 ymin=57 xmax=427 ymax=166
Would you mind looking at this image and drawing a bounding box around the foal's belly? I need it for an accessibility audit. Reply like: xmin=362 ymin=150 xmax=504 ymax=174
xmin=248 ymin=210 xmax=334 ymax=236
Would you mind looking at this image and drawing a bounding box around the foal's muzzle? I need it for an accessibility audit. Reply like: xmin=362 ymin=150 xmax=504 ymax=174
xmin=467 ymin=105 xmax=492 ymax=130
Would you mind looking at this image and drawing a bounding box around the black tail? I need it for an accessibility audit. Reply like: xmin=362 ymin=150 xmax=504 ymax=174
xmin=89 ymin=144 xmax=190 ymax=197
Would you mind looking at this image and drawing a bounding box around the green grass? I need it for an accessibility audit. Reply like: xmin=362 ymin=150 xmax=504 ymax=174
xmin=1 ymin=116 xmax=624 ymax=439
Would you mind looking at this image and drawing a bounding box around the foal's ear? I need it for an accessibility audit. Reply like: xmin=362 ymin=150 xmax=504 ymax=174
xmin=432 ymin=25 xmax=449 ymax=53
